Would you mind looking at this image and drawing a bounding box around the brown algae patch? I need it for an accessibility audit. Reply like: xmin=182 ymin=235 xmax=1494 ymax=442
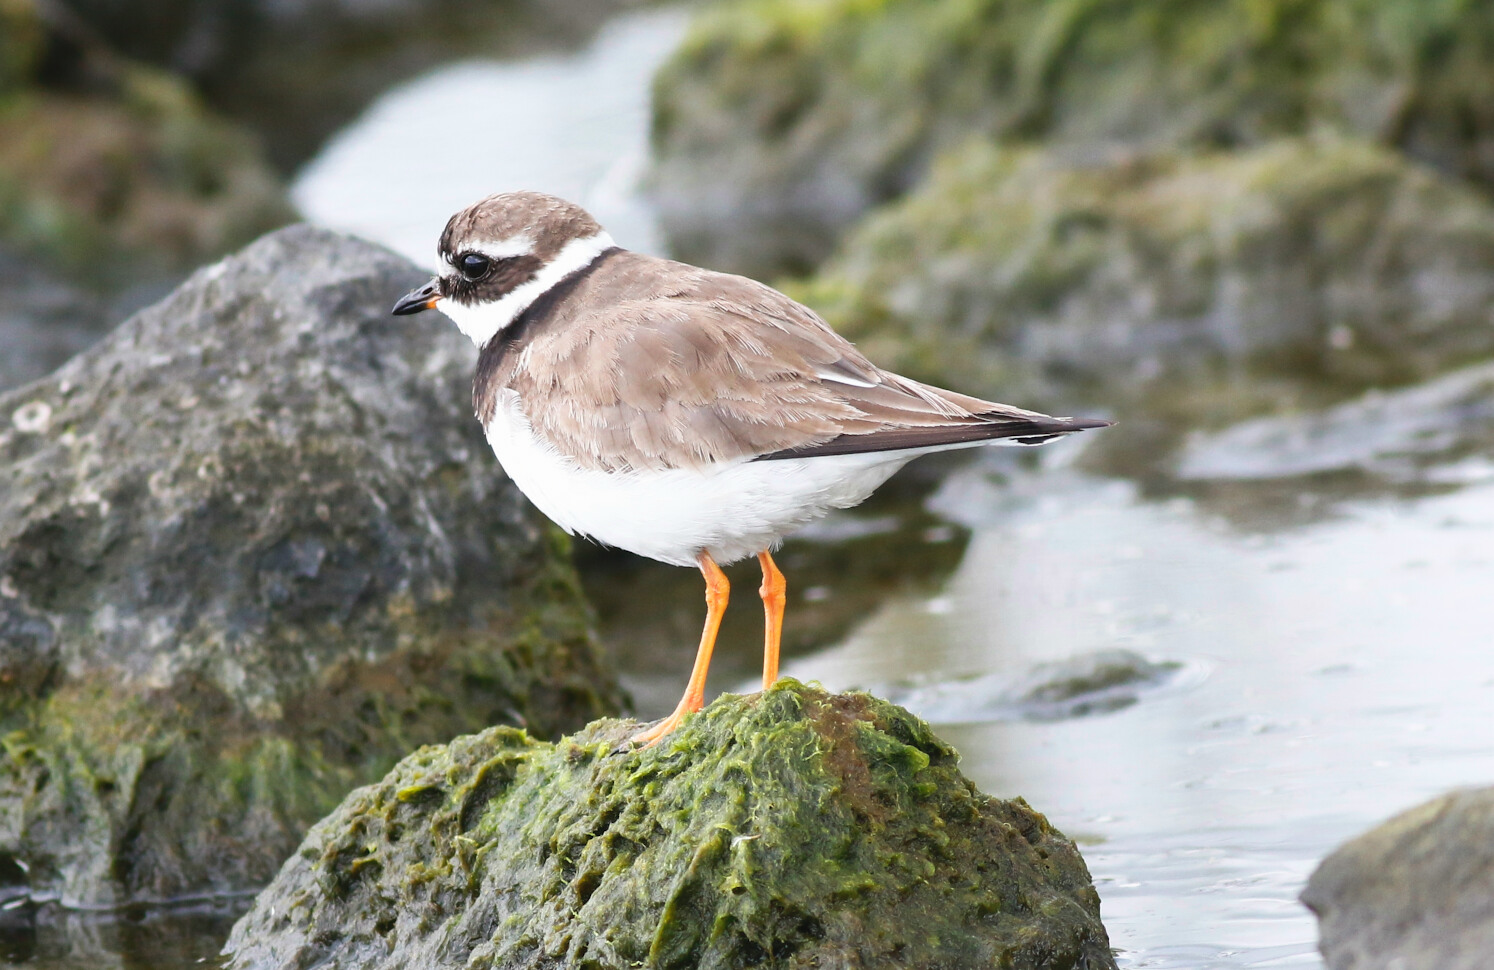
xmin=226 ymin=681 xmax=1114 ymax=969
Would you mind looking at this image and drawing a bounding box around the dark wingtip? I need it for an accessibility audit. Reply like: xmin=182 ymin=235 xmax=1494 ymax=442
xmin=1057 ymin=416 xmax=1115 ymax=431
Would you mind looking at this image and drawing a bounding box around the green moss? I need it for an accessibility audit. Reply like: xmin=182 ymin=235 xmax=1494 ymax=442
xmin=652 ymin=0 xmax=1494 ymax=275
xmin=226 ymin=682 xmax=1113 ymax=969
xmin=790 ymin=135 xmax=1494 ymax=421
xmin=0 ymin=530 xmax=618 ymax=906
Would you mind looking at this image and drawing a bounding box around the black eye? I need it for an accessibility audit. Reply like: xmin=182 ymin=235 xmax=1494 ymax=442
xmin=458 ymin=252 xmax=491 ymax=281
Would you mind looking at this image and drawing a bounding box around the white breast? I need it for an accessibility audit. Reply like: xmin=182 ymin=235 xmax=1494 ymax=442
xmin=483 ymin=392 xmax=913 ymax=567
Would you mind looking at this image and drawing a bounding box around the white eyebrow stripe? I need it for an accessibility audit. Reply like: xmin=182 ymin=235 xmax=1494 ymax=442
xmin=452 ymin=235 xmax=536 ymax=264
xmin=436 ymin=231 xmax=615 ymax=348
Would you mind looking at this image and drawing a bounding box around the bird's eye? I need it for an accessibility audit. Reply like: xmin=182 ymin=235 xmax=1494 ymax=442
xmin=458 ymin=252 xmax=491 ymax=281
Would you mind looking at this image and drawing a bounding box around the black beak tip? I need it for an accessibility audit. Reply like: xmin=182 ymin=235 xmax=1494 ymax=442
xmin=392 ymin=279 xmax=440 ymax=316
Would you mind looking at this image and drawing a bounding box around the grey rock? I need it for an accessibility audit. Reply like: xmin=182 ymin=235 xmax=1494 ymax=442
xmin=1303 ymin=787 xmax=1494 ymax=970
xmin=872 ymin=649 xmax=1188 ymax=725
xmin=0 ymin=224 xmax=623 ymax=910
xmin=795 ymin=138 xmax=1494 ymax=419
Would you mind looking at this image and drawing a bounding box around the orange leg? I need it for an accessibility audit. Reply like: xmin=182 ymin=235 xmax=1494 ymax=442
xmin=631 ymin=551 xmax=730 ymax=747
xmin=758 ymin=550 xmax=786 ymax=690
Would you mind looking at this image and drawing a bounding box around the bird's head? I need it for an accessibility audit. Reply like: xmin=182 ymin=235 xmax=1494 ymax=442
xmin=392 ymin=191 xmax=615 ymax=347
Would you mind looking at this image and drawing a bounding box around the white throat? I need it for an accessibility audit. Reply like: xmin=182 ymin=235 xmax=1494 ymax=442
xmin=437 ymin=231 xmax=616 ymax=348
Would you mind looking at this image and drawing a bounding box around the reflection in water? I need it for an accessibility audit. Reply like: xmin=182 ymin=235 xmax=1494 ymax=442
xmin=0 ymin=899 xmax=245 ymax=970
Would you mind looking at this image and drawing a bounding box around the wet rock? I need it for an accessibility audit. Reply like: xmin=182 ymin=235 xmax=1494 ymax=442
xmin=0 ymin=225 xmax=623 ymax=909
xmin=1177 ymin=361 xmax=1494 ymax=482
xmin=874 ymin=649 xmax=1188 ymax=725
xmin=651 ymin=0 xmax=1494 ymax=276
xmin=0 ymin=246 xmax=110 ymax=394
xmin=793 ymin=137 xmax=1494 ymax=414
xmin=1302 ymin=787 xmax=1494 ymax=970
xmin=225 ymin=682 xmax=1115 ymax=970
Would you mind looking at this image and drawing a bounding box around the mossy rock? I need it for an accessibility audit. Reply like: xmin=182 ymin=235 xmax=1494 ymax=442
xmin=651 ymin=0 xmax=1494 ymax=276
xmin=225 ymin=682 xmax=1113 ymax=969
xmin=0 ymin=66 xmax=294 ymax=289
xmin=790 ymin=136 xmax=1494 ymax=428
xmin=0 ymin=226 xmax=624 ymax=909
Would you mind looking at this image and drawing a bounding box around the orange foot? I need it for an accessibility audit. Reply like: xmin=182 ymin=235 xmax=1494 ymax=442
xmin=631 ymin=551 xmax=729 ymax=748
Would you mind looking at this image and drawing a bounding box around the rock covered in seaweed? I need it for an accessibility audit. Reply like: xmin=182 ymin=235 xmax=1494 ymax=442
xmin=0 ymin=225 xmax=624 ymax=909
xmin=792 ymin=137 xmax=1494 ymax=415
xmin=650 ymin=0 xmax=1494 ymax=277
xmin=225 ymin=682 xmax=1115 ymax=970
xmin=1302 ymin=787 xmax=1494 ymax=970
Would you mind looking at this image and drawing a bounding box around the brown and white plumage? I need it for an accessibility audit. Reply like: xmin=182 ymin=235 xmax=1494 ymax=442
xmin=394 ymin=191 xmax=1109 ymax=743
xmin=475 ymin=246 xmax=1102 ymax=475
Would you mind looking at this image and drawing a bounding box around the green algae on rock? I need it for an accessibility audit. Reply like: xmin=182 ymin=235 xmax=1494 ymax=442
xmin=225 ymin=682 xmax=1115 ymax=970
xmin=650 ymin=0 xmax=1494 ymax=277
xmin=0 ymin=226 xmax=623 ymax=910
xmin=791 ymin=136 xmax=1494 ymax=421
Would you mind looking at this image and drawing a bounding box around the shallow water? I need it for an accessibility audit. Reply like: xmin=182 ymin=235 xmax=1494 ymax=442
xmin=760 ymin=452 xmax=1494 ymax=966
xmin=14 ymin=5 xmax=1494 ymax=967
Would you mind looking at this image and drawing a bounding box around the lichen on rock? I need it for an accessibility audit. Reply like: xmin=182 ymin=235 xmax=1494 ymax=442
xmin=225 ymin=682 xmax=1115 ymax=970
xmin=0 ymin=225 xmax=624 ymax=909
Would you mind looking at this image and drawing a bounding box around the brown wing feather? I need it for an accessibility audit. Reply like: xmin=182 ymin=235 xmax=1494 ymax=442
xmin=505 ymin=256 xmax=1105 ymax=472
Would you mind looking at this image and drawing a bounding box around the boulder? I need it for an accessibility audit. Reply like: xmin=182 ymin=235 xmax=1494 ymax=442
xmin=0 ymin=225 xmax=623 ymax=909
xmin=0 ymin=75 xmax=294 ymax=291
xmin=1302 ymin=787 xmax=1494 ymax=970
xmin=225 ymin=682 xmax=1115 ymax=970
xmin=650 ymin=0 xmax=1494 ymax=276
xmin=791 ymin=137 xmax=1494 ymax=417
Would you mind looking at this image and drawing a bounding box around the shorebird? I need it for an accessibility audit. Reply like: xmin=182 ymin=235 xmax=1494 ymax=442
xmin=394 ymin=192 xmax=1109 ymax=745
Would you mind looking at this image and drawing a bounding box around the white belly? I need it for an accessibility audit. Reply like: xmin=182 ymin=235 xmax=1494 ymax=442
xmin=483 ymin=393 xmax=912 ymax=566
